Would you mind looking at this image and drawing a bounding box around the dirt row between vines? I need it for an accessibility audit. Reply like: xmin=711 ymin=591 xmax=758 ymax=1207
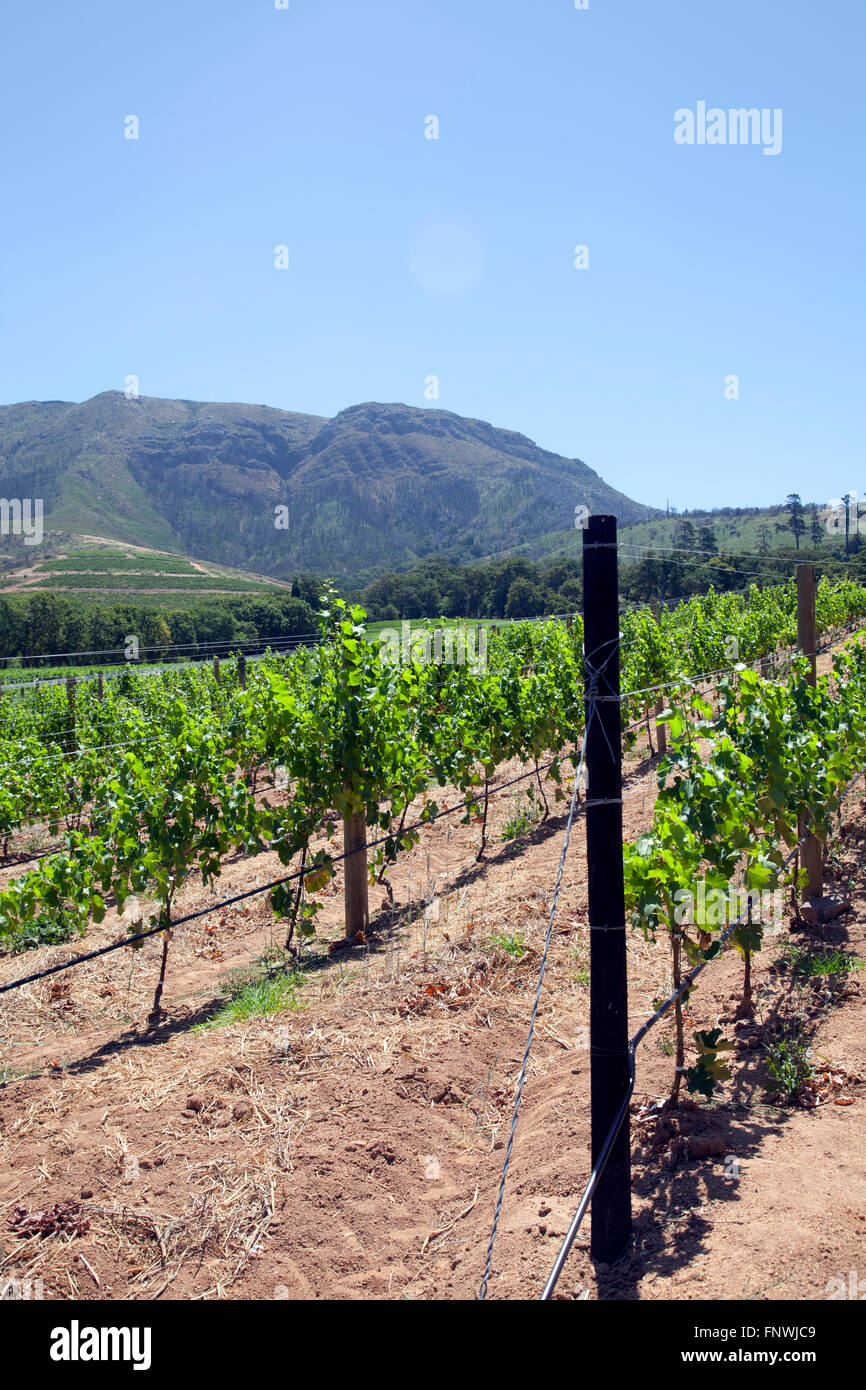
xmin=1 ymin=684 xmax=865 ymax=1300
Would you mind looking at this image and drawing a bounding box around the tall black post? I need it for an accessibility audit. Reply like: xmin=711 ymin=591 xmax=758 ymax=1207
xmin=582 ymin=514 xmax=632 ymax=1264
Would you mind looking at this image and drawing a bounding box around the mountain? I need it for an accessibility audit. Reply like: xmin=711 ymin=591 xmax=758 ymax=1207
xmin=0 ymin=392 xmax=655 ymax=582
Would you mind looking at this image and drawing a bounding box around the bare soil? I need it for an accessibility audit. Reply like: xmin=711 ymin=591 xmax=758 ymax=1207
xmin=1 ymin=711 xmax=864 ymax=1302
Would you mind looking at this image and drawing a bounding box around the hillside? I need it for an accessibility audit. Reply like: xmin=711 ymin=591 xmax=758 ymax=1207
xmin=0 ymin=393 xmax=654 ymax=583
xmin=516 ymin=504 xmax=844 ymax=570
xmin=0 ymin=540 xmax=291 ymax=603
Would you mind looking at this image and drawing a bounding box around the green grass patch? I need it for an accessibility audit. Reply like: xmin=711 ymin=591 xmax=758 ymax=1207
xmin=489 ymin=930 xmax=526 ymax=959
xmin=0 ymin=1065 xmax=33 ymax=1085
xmin=0 ymin=663 xmax=131 ymax=684
xmin=197 ymin=954 xmax=305 ymax=1028
xmin=364 ymin=617 xmax=501 ymax=639
xmin=571 ymin=943 xmax=589 ymax=985
xmin=779 ymin=945 xmax=864 ymax=978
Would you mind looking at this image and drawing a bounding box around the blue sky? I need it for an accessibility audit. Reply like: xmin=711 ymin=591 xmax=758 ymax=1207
xmin=1 ymin=0 xmax=863 ymax=511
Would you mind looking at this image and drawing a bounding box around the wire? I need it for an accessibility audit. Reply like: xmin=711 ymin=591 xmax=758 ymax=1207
xmin=0 ymin=631 xmax=323 ymax=666
xmin=0 ymin=611 xmax=578 ymax=674
xmin=477 ymin=636 xmax=620 ymax=1299
xmin=0 ymin=638 xmax=322 ymax=692
xmin=2 ymin=613 xmax=861 ymax=864
xmin=619 ymin=544 xmax=788 ymax=585
xmin=0 ymin=751 xmax=584 ymax=999
xmin=538 ymin=761 xmax=866 ymax=1301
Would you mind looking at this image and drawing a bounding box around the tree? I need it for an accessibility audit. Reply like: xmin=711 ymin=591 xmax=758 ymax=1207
xmin=777 ymin=494 xmax=806 ymax=551
xmin=505 ymin=577 xmax=546 ymax=619
xmin=145 ymin=615 xmax=172 ymax=653
xmin=758 ymin=524 xmax=771 ymax=554
xmin=483 ymin=558 xmax=537 ymax=617
xmin=698 ymin=526 xmax=718 ymax=557
xmin=841 ymin=494 xmax=855 ymax=558
xmin=394 ymin=577 xmax=441 ymax=619
xmin=810 ymin=506 xmax=824 ymax=548
xmin=622 ymin=556 xmax=685 ymax=604
xmin=0 ymin=599 xmax=23 ymax=659
xmin=555 ymin=577 xmax=582 ymax=609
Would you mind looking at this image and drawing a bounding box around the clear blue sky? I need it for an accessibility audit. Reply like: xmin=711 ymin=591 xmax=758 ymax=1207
xmin=1 ymin=0 xmax=863 ymax=511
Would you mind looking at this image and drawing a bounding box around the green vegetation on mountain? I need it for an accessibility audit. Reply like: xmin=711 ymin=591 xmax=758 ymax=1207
xmin=0 ymin=392 xmax=653 ymax=583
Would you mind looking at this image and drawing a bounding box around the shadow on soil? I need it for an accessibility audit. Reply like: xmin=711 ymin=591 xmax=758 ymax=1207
xmin=586 ymin=907 xmax=861 ymax=1299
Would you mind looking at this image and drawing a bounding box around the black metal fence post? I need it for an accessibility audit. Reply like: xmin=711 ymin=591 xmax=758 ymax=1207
xmin=582 ymin=514 xmax=632 ymax=1264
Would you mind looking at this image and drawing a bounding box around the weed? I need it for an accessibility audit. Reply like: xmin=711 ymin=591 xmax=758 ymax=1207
xmin=779 ymin=945 xmax=864 ymax=978
xmin=489 ymin=930 xmax=526 ymax=959
xmin=198 ymin=952 xmax=304 ymax=1028
xmin=0 ymin=1066 xmax=31 ymax=1085
xmin=498 ymin=795 xmax=537 ymax=842
xmin=765 ymin=1028 xmax=813 ymax=1101
xmin=571 ymin=944 xmax=589 ymax=984
xmin=7 ymin=909 xmax=75 ymax=955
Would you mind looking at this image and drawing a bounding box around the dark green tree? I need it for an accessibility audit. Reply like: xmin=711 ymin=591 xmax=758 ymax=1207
xmin=698 ymin=526 xmax=718 ymax=556
xmin=777 ymin=494 xmax=806 ymax=551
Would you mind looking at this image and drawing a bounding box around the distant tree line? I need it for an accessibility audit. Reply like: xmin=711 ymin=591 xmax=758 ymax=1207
xmin=350 ymin=556 xmax=583 ymax=621
xmin=621 ymin=494 xmax=866 ymax=602
xmin=6 ymin=498 xmax=864 ymax=665
xmin=623 ymin=541 xmax=866 ymax=605
xmin=0 ymin=592 xmax=318 ymax=666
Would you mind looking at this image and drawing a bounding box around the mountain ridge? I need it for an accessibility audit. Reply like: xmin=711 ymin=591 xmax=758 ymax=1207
xmin=0 ymin=392 xmax=655 ymax=582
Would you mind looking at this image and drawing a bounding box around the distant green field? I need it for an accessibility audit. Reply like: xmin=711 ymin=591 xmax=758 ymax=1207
xmin=31 ymin=573 xmax=274 ymax=593
xmin=37 ymin=550 xmax=197 ymax=574
xmin=6 ymin=588 xmax=294 ymax=612
xmin=0 ymin=663 xmax=130 ymax=685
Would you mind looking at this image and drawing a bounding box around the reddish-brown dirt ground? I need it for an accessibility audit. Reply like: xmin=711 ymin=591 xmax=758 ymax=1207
xmin=1 ymin=688 xmax=864 ymax=1302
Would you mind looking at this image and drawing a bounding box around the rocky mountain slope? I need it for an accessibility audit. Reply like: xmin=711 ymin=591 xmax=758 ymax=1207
xmin=0 ymin=393 xmax=654 ymax=581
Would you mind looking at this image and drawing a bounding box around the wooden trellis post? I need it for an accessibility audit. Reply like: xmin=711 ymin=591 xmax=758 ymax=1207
xmin=343 ymin=792 xmax=369 ymax=941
